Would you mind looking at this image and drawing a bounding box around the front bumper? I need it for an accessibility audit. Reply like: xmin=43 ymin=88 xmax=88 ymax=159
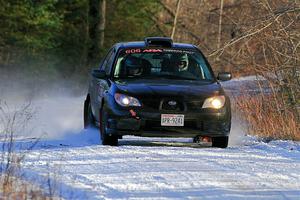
xmin=103 ymin=96 xmax=231 ymax=138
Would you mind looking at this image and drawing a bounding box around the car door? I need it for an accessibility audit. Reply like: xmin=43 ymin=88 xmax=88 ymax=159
xmin=91 ymin=47 xmax=117 ymax=122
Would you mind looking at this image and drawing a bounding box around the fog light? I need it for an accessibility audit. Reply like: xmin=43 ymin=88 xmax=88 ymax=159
xmin=193 ymin=136 xmax=212 ymax=143
xmin=201 ymin=136 xmax=212 ymax=143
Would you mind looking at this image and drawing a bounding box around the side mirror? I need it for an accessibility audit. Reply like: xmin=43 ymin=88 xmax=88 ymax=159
xmin=217 ymin=72 xmax=232 ymax=81
xmin=92 ymin=69 xmax=106 ymax=79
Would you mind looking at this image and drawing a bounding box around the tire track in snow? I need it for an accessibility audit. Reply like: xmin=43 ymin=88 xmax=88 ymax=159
xmin=20 ymin=137 xmax=300 ymax=200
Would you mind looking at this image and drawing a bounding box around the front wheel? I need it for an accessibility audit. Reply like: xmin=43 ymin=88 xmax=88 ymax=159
xmin=100 ymin=109 xmax=118 ymax=146
xmin=84 ymin=99 xmax=95 ymax=129
xmin=212 ymin=136 xmax=228 ymax=148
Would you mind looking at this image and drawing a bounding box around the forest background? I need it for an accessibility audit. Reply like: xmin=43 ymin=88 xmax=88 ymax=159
xmin=0 ymin=0 xmax=299 ymax=139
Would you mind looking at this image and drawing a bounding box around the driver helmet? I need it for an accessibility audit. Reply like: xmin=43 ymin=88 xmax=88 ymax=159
xmin=124 ymin=56 xmax=143 ymax=76
xmin=172 ymin=53 xmax=189 ymax=71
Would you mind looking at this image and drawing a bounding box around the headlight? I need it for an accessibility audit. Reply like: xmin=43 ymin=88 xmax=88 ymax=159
xmin=114 ymin=93 xmax=141 ymax=107
xmin=202 ymin=96 xmax=225 ymax=109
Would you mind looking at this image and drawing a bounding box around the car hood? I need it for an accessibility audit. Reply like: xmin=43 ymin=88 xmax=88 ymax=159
xmin=114 ymin=79 xmax=223 ymax=98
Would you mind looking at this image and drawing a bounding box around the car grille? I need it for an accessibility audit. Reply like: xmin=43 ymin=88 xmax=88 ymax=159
xmin=141 ymin=98 xmax=161 ymax=110
xmin=141 ymin=98 xmax=204 ymax=111
xmin=161 ymin=99 xmax=185 ymax=111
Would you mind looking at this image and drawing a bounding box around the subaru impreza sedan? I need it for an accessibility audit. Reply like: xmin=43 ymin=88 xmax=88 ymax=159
xmin=84 ymin=37 xmax=232 ymax=147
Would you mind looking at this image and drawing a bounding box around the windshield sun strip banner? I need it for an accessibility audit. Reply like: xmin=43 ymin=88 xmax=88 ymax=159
xmin=124 ymin=48 xmax=195 ymax=54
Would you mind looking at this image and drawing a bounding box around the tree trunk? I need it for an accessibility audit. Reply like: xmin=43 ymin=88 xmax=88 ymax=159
xmin=82 ymin=0 xmax=90 ymax=69
xmin=88 ymin=0 xmax=106 ymax=66
xmin=98 ymin=0 xmax=106 ymax=49
xmin=171 ymin=0 xmax=181 ymax=40
xmin=217 ymin=0 xmax=224 ymax=50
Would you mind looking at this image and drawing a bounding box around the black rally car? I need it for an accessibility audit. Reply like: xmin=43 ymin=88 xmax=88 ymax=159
xmin=84 ymin=37 xmax=232 ymax=147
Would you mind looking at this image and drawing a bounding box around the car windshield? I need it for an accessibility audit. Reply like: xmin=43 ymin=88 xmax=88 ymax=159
xmin=113 ymin=48 xmax=214 ymax=81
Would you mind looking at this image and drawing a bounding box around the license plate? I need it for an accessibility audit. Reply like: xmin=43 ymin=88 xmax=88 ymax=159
xmin=161 ymin=114 xmax=184 ymax=126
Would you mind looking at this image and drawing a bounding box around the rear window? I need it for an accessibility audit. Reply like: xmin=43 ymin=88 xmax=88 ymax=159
xmin=113 ymin=48 xmax=214 ymax=81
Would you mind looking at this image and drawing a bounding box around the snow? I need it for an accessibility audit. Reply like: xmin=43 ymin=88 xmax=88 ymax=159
xmin=221 ymin=75 xmax=271 ymax=96
xmin=2 ymin=76 xmax=300 ymax=199
xmin=19 ymin=132 xmax=300 ymax=200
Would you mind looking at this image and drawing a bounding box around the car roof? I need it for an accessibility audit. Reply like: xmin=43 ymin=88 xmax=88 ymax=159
xmin=116 ymin=41 xmax=196 ymax=50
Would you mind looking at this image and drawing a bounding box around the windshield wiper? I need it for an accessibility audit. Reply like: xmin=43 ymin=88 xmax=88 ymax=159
xmin=114 ymin=74 xmax=199 ymax=81
xmin=114 ymin=75 xmax=163 ymax=80
xmin=156 ymin=74 xmax=198 ymax=80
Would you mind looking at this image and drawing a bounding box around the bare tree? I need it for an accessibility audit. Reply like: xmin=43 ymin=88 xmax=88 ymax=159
xmin=217 ymin=0 xmax=224 ymax=50
xmin=171 ymin=0 xmax=182 ymax=39
xmin=156 ymin=0 xmax=300 ymax=139
xmin=98 ymin=0 xmax=106 ymax=49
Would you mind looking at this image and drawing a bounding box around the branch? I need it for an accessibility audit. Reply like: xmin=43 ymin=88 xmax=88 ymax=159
xmin=209 ymin=14 xmax=283 ymax=57
xmin=158 ymin=0 xmax=175 ymax=17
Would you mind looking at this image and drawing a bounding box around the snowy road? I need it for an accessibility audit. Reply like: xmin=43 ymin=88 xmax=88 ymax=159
xmin=3 ymin=77 xmax=300 ymax=199
xmin=21 ymin=132 xmax=300 ymax=200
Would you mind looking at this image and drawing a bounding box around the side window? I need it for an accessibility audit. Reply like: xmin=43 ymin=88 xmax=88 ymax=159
xmin=100 ymin=49 xmax=113 ymax=71
xmin=105 ymin=49 xmax=116 ymax=75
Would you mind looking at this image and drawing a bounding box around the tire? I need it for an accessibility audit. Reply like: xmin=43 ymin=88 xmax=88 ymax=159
xmin=212 ymin=136 xmax=228 ymax=148
xmin=84 ymin=99 xmax=95 ymax=129
xmin=100 ymin=108 xmax=118 ymax=146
